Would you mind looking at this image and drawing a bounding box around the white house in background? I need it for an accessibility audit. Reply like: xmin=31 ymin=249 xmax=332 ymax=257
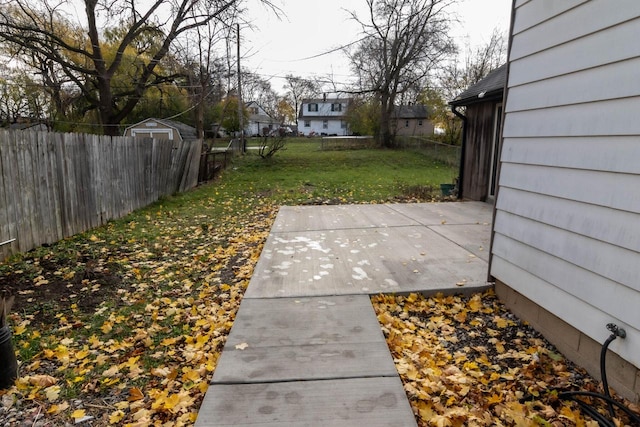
xmin=245 ymin=101 xmax=280 ymax=136
xmin=298 ymin=98 xmax=351 ymax=136
xmin=491 ymin=0 xmax=640 ymax=402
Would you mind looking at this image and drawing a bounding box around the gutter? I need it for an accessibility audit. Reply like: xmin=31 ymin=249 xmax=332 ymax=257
xmin=451 ymin=105 xmax=467 ymax=200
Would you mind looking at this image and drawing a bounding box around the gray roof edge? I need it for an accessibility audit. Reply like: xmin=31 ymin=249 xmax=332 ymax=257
xmin=449 ymin=64 xmax=507 ymax=106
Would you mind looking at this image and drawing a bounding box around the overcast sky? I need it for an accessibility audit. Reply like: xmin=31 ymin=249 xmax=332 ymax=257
xmin=242 ymin=0 xmax=512 ymax=92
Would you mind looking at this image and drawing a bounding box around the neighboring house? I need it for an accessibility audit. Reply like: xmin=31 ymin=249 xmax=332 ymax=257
xmin=392 ymin=105 xmax=434 ymax=137
xmin=123 ymin=118 xmax=198 ymax=142
xmin=491 ymin=1 xmax=640 ymax=402
xmin=298 ymin=98 xmax=351 ymax=136
xmin=450 ymin=64 xmax=506 ymax=201
xmin=245 ymin=101 xmax=280 ymax=136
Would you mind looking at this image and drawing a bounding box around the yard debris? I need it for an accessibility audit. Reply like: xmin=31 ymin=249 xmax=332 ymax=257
xmin=0 ymin=190 xmax=278 ymax=425
xmin=371 ymin=291 xmax=639 ymax=426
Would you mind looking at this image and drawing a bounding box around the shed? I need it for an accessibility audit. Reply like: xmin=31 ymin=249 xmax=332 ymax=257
xmin=450 ymin=64 xmax=506 ymax=201
xmin=124 ymin=118 xmax=198 ymax=142
xmin=491 ymin=0 xmax=640 ymax=402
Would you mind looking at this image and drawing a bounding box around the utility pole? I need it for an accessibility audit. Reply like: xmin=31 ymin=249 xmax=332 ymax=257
xmin=236 ymin=23 xmax=245 ymax=153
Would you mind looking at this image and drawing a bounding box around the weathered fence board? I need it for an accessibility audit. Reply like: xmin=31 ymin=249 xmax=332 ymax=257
xmin=0 ymin=130 xmax=202 ymax=260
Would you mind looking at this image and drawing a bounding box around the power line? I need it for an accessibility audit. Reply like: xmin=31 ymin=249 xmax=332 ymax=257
xmin=265 ymin=36 xmax=369 ymax=63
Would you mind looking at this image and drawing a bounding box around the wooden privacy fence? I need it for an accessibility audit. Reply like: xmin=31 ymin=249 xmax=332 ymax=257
xmin=0 ymin=130 xmax=202 ymax=260
xmin=198 ymin=138 xmax=243 ymax=183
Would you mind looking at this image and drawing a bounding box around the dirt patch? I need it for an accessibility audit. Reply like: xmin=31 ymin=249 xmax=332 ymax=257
xmin=1 ymin=257 xmax=121 ymax=327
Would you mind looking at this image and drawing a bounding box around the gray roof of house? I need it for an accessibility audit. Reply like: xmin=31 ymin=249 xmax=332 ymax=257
xmin=154 ymin=118 xmax=198 ymax=140
xmin=9 ymin=122 xmax=48 ymax=131
xmin=245 ymin=101 xmax=279 ymax=123
xmin=392 ymin=105 xmax=429 ymax=119
xmin=449 ymin=64 xmax=507 ymax=106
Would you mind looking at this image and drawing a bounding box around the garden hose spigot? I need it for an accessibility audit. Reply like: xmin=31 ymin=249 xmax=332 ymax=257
xmin=606 ymin=323 xmax=626 ymax=339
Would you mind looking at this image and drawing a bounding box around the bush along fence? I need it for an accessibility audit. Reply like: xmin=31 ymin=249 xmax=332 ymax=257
xmin=0 ymin=130 xmax=202 ymax=260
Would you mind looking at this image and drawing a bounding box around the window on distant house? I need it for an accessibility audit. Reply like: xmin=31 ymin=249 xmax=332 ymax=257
xmin=331 ymin=103 xmax=342 ymax=112
xmin=405 ymin=120 xmax=409 ymax=127
xmin=418 ymin=120 xmax=423 ymax=126
xmin=308 ymin=103 xmax=318 ymax=112
xmin=323 ymin=120 xmax=328 ymax=129
xmin=250 ymin=107 xmax=259 ymax=114
xmin=304 ymin=120 xmax=310 ymax=127
xmin=341 ymin=121 xmax=347 ymax=129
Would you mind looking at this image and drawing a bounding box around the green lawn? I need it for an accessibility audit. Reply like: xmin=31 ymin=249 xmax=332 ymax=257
xmin=225 ymin=138 xmax=458 ymax=204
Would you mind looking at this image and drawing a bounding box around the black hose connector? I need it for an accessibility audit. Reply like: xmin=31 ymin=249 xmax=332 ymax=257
xmin=601 ymin=323 xmax=627 ymax=419
xmin=554 ymin=323 xmax=640 ymax=427
xmin=606 ymin=323 xmax=626 ymax=339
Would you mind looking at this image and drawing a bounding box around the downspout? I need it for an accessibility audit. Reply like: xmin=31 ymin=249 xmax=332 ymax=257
xmin=451 ymin=105 xmax=467 ymax=200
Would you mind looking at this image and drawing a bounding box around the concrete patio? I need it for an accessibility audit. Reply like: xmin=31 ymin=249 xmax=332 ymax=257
xmin=195 ymin=201 xmax=493 ymax=426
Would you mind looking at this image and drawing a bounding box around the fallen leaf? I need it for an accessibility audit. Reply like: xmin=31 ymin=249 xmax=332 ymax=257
xmin=128 ymin=387 xmax=145 ymax=402
xmin=487 ymin=393 xmax=503 ymax=405
xmin=45 ymin=385 xmax=60 ymax=402
xmin=71 ymin=409 xmax=86 ymax=420
xmin=29 ymin=375 xmax=57 ymax=387
xmin=47 ymin=401 xmax=69 ymax=414
xmin=109 ymin=410 xmax=125 ymax=424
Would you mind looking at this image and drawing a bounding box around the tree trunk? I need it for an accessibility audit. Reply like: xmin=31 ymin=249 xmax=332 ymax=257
xmin=379 ymin=94 xmax=396 ymax=148
xmin=99 ymin=93 xmax=120 ymax=136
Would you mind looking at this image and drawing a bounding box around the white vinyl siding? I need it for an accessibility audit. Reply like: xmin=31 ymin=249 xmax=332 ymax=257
xmin=298 ymin=120 xmax=347 ymax=135
xmin=492 ymin=1 xmax=640 ymax=367
xmin=297 ymin=99 xmax=350 ymax=136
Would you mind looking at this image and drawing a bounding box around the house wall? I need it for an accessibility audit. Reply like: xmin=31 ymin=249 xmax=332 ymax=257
xmin=298 ymin=119 xmax=348 ymax=136
xmin=298 ymin=100 xmax=350 ymax=136
xmin=245 ymin=102 xmax=278 ymax=136
xmin=461 ymin=102 xmax=497 ymax=201
xmin=492 ymin=0 xmax=640 ymax=400
xmin=246 ymin=121 xmax=276 ymax=136
xmin=302 ymin=100 xmax=348 ymax=118
xmin=495 ymin=280 xmax=640 ymax=402
xmin=394 ymin=118 xmax=435 ymax=137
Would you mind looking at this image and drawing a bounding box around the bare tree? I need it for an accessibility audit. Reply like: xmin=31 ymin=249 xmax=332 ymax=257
xmin=283 ymin=75 xmax=320 ymax=128
xmin=428 ymin=28 xmax=506 ymax=145
xmin=174 ymin=16 xmax=236 ymax=138
xmin=0 ymin=0 xmax=276 ymax=135
xmin=257 ymin=129 xmax=286 ymax=159
xmin=440 ymin=28 xmax=506 ymax=102
xmin=241 ymin=71 xmax=279 ymax=118
xmin=346 ymin=0 xmax=457 ymax=147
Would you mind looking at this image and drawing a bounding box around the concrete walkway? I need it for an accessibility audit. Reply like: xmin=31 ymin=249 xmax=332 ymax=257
xmin=195 ymin=202 xmax=493 ymax=426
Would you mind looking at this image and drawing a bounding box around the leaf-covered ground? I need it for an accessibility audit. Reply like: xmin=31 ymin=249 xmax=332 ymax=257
xmin=1 ymin=145 xmax=639 ymax=426
xmin=0 ymin=181 xmax=279 ymax=426
xmin=372 ymin=292 xmax=640 ymax=427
